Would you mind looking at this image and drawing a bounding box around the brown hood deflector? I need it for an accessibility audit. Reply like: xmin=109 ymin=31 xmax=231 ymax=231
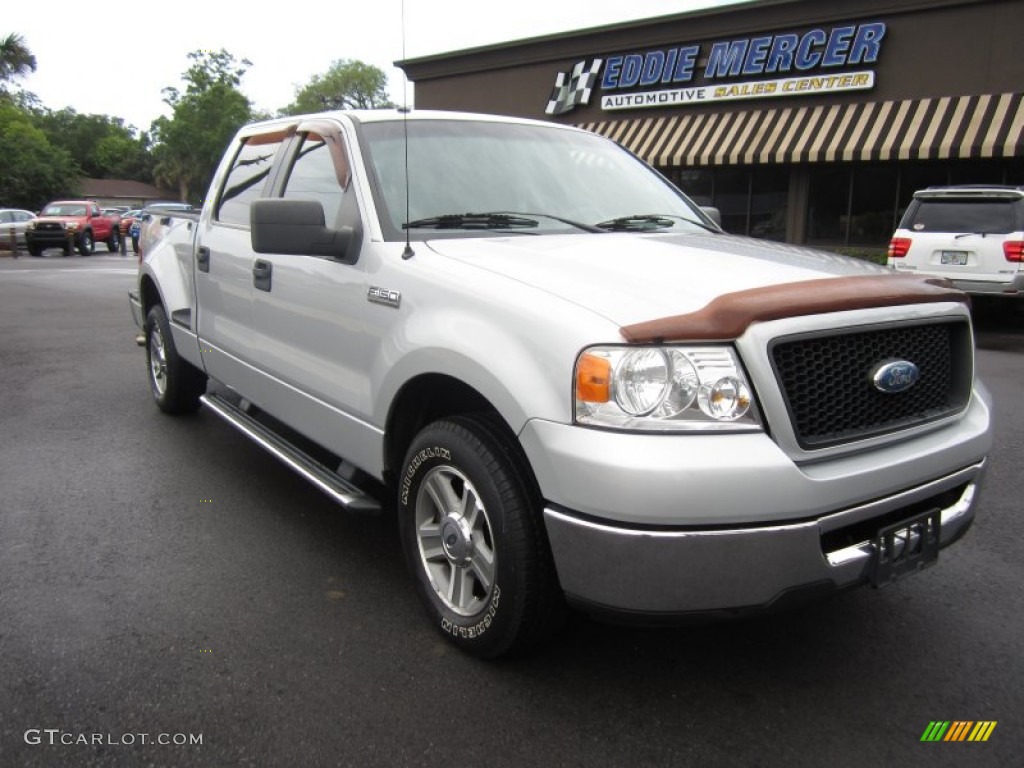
xmin=620 ymin=274 xmax=967 ymax=343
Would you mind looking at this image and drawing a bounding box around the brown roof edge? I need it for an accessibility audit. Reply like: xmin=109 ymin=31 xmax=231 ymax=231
xmin=620 ymin=274 xmax=968 ymax=343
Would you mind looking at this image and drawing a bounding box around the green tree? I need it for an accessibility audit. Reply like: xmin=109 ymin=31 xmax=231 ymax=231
xmin=31 ymin=107 xmax=153 ymax=179
xmin=283 ymin=59 xmax=393 ymax=114
xmin=0 ymin=101 xmax=79 ymax=209
xmin=151 ymin=49 xmax=253 ymax=202
xmin=0 ymin=33 xmax=37 ymax=95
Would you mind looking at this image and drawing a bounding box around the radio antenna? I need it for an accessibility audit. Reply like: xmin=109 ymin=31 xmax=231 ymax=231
xmin=400 ymin=0 xmax=415 ymax=260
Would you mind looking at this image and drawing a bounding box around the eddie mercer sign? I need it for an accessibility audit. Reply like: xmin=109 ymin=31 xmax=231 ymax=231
xmin=545 ymin=21 xmax=886 ymax=115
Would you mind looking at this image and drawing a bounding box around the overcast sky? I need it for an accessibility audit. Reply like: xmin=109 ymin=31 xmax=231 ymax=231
xmin=7 ymin=0 xmax=749 ymax=133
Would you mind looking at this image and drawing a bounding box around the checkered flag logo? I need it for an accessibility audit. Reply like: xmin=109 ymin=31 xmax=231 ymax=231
xmin=545 ymin=59 xmax=603 ymax=116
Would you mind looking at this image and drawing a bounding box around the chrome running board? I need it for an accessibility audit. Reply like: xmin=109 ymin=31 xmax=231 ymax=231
xmin=200 ymin=392 xmax=382 ymax=514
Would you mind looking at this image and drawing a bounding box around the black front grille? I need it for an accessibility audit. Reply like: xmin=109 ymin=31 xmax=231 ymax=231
xmin=770 ymin=319 xmax=973 ymax=449
xmin=37 ymin=222 xmax=63 ymax=231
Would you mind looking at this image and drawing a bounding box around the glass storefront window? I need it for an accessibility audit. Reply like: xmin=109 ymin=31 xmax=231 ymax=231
xmin=806 ymin=166 xmax=851 ymax=244
xmin=668 ymin=159 xmax=1017 ymax=248
xmin=714 ymin=168 xmax=750 ymax=234
xmin=848 ymin=165 xmax=899 ymax=245
xmin=750 ymin=167 xmax=788 ymax=241
xmin=676 ymin=169 xmax=713 ymax=207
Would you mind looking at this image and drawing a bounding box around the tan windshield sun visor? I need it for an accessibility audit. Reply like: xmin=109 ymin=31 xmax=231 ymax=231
xmin=620 ymin=274 xmax=968 ymax=343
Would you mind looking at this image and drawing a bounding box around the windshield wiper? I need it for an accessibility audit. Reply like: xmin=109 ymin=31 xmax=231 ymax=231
xmin=595 ymin=213 xmax=719 ymax=233
xmin=954 ymin=231 xmax=990 ymax=239
xmin=403 ymin=213 xmax=539 ymax=230
xmin=489 ymin=211 xmax=605 ymax=233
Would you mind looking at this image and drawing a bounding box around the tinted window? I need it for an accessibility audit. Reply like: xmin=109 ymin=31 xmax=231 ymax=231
xmin=217 ymin=134 xmax=285 ymax=226
xmin=909 ymin=199 xmax=1018 ymax=234
xmin=282 ymin=133 xmax=346 ymax=225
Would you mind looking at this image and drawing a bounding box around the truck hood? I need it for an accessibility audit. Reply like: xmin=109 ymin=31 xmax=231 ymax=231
xmin=424 ymin=232 xmax=889 ymax=327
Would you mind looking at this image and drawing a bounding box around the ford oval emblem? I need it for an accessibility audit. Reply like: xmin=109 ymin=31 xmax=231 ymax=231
xmin=872 ymin=360 xmax=920 ymax=394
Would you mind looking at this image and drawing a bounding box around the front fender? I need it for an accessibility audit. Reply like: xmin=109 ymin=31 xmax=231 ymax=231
xmin=371 ymin=299 xmax=610 ymax=436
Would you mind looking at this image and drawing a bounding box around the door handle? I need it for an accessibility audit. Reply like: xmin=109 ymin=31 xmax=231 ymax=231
xmin=196 ymin=246 xmax=210 ymax=273
xmin=253 ymin=259 xmax=273 ymax=292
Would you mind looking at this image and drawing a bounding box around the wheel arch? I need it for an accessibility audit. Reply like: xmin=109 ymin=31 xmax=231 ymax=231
xmin=139 ymin=272 xmax=163 ymax=318
xmin=383 ymin=373 xmax=538 ymax=495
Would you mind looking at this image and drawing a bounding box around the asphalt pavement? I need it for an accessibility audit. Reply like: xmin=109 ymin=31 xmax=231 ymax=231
xmin=0 ymin=252 xmax=1021 ymax=767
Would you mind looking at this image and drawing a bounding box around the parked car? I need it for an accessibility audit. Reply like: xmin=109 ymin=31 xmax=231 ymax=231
xmin=119 ymin=209 xmax=144 ymax=245
xmin=25 ymin=200 xmax=121 ymax=256
xmin=0 ymin=208 xmax=37 ymax=249
xmin=888 ymin=185 xmax=1024 ymax=297
xmin=130 ymin=202 xmax=193 ymax=253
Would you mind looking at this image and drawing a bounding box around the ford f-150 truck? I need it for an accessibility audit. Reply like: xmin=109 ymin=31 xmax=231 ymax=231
xmin=129 ymin=110 xmax=992 ymax=657
xmin=26 ymin=200 xmax=121 ymax=256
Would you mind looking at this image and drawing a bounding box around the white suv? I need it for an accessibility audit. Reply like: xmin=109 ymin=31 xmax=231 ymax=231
xmin=888 ymin=186 xmax=1024 ymax=297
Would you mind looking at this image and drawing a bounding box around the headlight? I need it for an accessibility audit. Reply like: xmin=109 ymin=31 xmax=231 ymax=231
xmin=26 ymin=221 xmax=36 ymax=230
xmin=65 ymin=222 xmax=78 ymax=231
xmin=575 ymin=345 xmax=761 ymax=432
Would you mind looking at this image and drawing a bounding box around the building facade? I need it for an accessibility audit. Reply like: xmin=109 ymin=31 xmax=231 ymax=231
xmin=400 ymin=0 xmax=1024 ymax=248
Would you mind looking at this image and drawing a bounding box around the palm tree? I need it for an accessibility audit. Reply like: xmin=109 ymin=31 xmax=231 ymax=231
xmin=0 ymin=33 xmax=37 ymax=92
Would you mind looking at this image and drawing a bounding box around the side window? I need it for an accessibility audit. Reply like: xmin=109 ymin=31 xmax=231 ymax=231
xmin=91 ymin=204 xmax=101 ymax=217
xmin=281 ymin=133 xmax=347 ymax=226
xmin=0 ymin=212 xmax=11 ymax=223
xmin=216 ymin=133 xmax=286 ymax=226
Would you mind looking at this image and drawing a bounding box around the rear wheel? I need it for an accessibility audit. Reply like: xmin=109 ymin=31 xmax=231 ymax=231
xmin=145 ymin=304 xmax=207 ymax=414
xmin=398 ymin=414 xmax=562 ymax=658
xmin=78 ymin=230 xmax=94 ymax=256
xmin=106 ymin=229 xmax=120 ymax=252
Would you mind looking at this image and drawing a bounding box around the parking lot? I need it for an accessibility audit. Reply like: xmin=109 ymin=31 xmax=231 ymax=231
xmin=0 ymin=253 xmax=1021 ymax=766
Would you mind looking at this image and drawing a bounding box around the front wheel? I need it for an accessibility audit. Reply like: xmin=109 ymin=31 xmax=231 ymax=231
xmin=78 ymin=230 xmax=94 ymax=256
xmin=145 ymin=304 xmax=207 ymax=414
xmin=398 ymin=415 xmax=562 ymax=658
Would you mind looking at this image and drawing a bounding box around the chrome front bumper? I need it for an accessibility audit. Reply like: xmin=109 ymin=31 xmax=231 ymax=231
xmin=543 ymin=460 xmax=984 ymax=618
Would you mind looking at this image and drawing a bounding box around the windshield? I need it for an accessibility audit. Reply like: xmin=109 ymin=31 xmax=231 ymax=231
xmin=359 ymin=119 xmax=713 ymax=239
xmin=42 ymin=204 xmax=86 ymax=217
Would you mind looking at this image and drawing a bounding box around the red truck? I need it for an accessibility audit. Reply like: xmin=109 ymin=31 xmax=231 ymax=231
xmin=25 ymin=200 xmax=121 ymax=256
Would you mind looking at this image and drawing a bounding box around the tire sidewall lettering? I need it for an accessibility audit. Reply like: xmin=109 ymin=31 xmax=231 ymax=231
xmin=400 ymin=445 xmax=452 ymax=507
xmin=440 ymin=584 xmax=501 ymax=639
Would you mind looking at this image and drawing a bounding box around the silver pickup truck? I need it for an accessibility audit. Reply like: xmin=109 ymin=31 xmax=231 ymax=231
xmin=129 ymin=110 xmax=992 ymax=657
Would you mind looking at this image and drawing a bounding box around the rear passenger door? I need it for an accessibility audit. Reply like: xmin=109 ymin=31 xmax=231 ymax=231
xmin=194 ymin=126 xmax=292 ymax=395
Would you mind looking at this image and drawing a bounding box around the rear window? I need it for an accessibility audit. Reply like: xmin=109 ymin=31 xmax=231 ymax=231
xmin=906 ymin=198 xmax=1018 ymax=234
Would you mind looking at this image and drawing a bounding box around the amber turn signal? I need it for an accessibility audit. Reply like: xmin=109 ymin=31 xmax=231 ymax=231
xmin=576 ymin=353 xmax=611 ymax=403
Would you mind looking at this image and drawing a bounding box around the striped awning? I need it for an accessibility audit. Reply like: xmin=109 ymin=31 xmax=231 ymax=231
xmin=579 ymin=92 xmax=1024 ymax=168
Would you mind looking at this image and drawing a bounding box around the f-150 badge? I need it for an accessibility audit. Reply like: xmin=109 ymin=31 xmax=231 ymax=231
xmin=368 ymin=286 xmax=401 ymax=309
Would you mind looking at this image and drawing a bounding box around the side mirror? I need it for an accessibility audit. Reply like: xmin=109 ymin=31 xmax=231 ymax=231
xmin=251 ymin=199 xmax=353 ymax=260
xmin=700 ymin=206 xmax=722 ymax=228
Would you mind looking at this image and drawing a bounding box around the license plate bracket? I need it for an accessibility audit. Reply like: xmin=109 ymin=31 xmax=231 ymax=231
xmin=940 ymin=250 xmax=968 ymax=265
xmin=870 ymin=509 xmax=940 ymax=587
